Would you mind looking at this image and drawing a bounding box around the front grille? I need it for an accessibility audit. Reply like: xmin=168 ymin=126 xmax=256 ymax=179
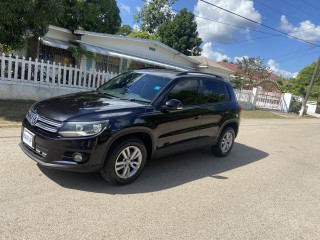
xmin=26 ymin=110 xmax=63 ymax=133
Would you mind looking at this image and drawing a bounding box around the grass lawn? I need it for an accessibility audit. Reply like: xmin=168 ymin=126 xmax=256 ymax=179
xmin=241 ymin=109 xmax=305 ymax=119
xmin=0 ymin=100 xmax=35 ymax=128
xmin=0 ymin=100 xmax=304 ymax=128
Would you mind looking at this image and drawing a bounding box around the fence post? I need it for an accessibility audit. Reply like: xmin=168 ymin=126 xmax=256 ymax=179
xmin=62 ymin=64 xmax=67 ymax=86
xmin=252 ymin=87 xmax=260 ymax=110
xmin=40 ymin=60 xmax=44 ymax=84
xmin=21 ymin=56 xmax=26 ymax=81
xmin=101 ymin=70 xmax=106 ymax=85
xmin=34 ymin=58 xmax=39 ymax=83
xmin=27 ymin=57 xmax=32 ymax=81
xmin=68 ymin=64 xmax=73 ymax=86
xmin=46 ymin=60 xmax=50 ymax=84
xmin=8 ymin=54 xmax=12 ymax=81
xmin=14 ymin=55 xmax=19 ymax=81
xmin=57 ymin=63 xmax=61 ymax=87
xmin=52 ymin=61 xmax=56 ymax=86
xmin=88 ymin=68 xmax=93 ymax=89
xmin=78 ymin=67 xmax=83 ymax=87
xmin=73 ymin=65 xmax=78 ymax=87
xmin=1 ymin=53 xmax=6 ymax=80
xmin=280 ymin=93 xmax=293 ymax=113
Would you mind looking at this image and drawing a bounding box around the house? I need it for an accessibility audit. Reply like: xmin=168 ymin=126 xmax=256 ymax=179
xmin=14 ymin=25 xmax=199 ymax=74
xmin=189 ymin=56 xmax=233 ymax=80
xmin=217 ymin=61 xmax=281 ymax=81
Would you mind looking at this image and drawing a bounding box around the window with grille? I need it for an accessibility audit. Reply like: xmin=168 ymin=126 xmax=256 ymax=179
xmin=39 ymin=43 xmax=74 ymax=66
xmin=95 ymin=54 xmax=120 ymax=74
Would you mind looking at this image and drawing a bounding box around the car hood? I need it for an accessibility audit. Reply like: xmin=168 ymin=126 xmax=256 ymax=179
xmin=32 ymin=92 xmax=146 ymax=122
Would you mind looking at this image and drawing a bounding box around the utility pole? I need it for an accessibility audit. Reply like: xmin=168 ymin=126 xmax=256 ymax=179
xmin=299 ymin=57 xmax=320 ymax=116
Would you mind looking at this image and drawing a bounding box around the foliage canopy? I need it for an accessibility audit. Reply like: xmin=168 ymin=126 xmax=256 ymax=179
xmin=288 ymin=61 xmax=320 ymax=101
xmin=57 ymin=0 xmax=121 ymax=34
xmin=134 ymin=0 xmax=176 ymax=34
xmin=157 ymin=8 xmax=202 ymax=56
xmin=233 ymin=57 xmax=272 ymax=90
xmin=0 ymin=0 xmax=63 ymax=51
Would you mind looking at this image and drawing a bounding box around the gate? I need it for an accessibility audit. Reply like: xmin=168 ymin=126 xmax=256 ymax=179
xmin=256 ymin=89 xmax=282 ymax=110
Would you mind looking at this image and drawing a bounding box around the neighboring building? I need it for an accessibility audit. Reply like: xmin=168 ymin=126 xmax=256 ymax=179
xmin=14 ymin=25 xmax=199 ymax=74
xmin=217 ymin=62 xmax=238 ymax=76
xmin=190 ymin=56 xmax=233 ymax=80
xmin=217 ymin=61 xmax=281 ymax=81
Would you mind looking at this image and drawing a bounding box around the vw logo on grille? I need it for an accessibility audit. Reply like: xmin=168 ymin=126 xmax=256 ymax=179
xmin=30 ymin=113 xmax=39 ymax=126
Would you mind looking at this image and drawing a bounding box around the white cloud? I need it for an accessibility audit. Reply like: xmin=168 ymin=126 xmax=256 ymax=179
xmin=279 ymin=15 xmax=293 ymax=32
xmin=279 ymin=15 xmax=320 ymax=42
xmin=233 ymin=56 xmax=249 ymax=63
xmin=268 ymin=59 xmax=297 ymax=78
xmin=202 ymin=42 xmax=231 ymax=62
xmin=194 ymin=0 xmax=261 ymax=44
xmin=119 ymin=3 xmax=131 ymax=14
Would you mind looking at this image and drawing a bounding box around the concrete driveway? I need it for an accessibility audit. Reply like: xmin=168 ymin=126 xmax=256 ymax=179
xmin=1 ymin=118 xmax=320 ymax=239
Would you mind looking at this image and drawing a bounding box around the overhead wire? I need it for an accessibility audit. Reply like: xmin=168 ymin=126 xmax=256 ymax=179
xmin=199 ymin=0 xmax=320 ymax=47
xmin=299 ymin=0 xmax=320 ymax=12
xmin=281 ymin=0 xmax=320 ymax=22
xmin=254 ymin=0 xmax=304 ymax=23
xmin=275 ymin=49 xmax=319 ymax=64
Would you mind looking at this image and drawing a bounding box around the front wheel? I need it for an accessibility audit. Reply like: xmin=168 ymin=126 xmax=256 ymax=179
xmin=100 ymin=137 xmax=147 ymax=185
xmin=211 ymin=127 xmax=235 ymax=157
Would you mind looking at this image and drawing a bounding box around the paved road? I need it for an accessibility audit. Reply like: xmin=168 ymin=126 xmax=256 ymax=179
xmin=1 ymin=119 xmax=320 ymax=240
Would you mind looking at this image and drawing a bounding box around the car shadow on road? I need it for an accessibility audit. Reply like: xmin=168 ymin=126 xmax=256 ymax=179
xmin=38 ymin=142 xmax=268 ymax=194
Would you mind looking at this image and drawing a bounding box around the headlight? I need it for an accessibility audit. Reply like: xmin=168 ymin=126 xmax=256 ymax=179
xmin=58 ymin=120 xmax=109 ymax=137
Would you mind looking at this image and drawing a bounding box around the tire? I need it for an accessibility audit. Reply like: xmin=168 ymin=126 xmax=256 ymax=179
xmin=100 ymin=137 xmax=147 ymax=185
xmin=211 ymin=127 xmax=235 ymax=157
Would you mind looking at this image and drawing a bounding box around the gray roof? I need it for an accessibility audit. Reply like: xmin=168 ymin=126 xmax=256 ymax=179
xmin=189 ymin=56 xmax=233 ymax=73
xmin=74 ymin=30 xmax=199 ymax=64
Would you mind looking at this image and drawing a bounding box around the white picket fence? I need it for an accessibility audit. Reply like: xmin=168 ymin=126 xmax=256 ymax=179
xmin=0 ymin=53 xmax=117 ymax=89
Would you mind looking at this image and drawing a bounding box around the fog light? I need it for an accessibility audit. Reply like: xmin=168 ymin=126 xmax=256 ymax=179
xmin=72 ymin=152 xmax=87 ymax=163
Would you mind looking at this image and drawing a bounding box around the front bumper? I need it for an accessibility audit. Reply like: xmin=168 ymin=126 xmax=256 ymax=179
xmin=20 ymin=118 xmax=110 ymax=172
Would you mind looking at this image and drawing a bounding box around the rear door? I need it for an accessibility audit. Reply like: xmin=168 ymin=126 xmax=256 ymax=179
xmin=197 ymin=78 xmax=232 ymax=147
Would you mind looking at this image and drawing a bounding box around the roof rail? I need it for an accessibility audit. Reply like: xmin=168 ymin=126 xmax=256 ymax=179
xmin=176 ymin=71 xmax=224 ymax=79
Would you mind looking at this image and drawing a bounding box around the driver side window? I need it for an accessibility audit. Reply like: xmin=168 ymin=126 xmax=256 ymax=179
xmin=167 ymin=79 xmax=199 ymax=106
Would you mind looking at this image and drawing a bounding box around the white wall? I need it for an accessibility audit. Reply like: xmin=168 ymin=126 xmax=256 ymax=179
xmin=0 ymin=82 xmax=86 ymax=101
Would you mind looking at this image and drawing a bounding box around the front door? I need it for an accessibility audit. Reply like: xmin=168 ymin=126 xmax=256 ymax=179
xmin=154 ymin=78 xmax=201 ymax=158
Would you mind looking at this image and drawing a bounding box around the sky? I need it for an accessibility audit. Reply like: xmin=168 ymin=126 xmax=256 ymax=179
xmin=116 ymin=0 xmax=320 ymax=78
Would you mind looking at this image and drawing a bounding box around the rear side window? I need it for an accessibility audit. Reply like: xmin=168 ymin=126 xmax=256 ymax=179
xmin=167 ymin=78 xmax=199 ymax=106
xmin=199 ymin=79 xmax=230 ymax=104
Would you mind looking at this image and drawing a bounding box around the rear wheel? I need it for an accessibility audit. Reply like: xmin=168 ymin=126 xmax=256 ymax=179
xmin=100 ymin=137 xmax=147 ymax=185
xmin=211 ymin=127 xmax=235 ymax=157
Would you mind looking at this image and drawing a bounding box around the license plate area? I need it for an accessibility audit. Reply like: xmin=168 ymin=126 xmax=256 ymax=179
xmin=23 ymin=128 xmax=35 ymax=149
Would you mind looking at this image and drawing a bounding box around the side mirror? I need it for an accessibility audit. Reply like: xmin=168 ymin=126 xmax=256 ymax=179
xmin=162 ymin=99 xmax=183 ymax=111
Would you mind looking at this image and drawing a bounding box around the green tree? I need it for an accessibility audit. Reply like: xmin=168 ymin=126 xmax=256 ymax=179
xmin=57 ymin=0 xmax=121 ymax=34
xmin=116 ymin=25 xmax=133 ymax=36
xmin=134 ymin=0 xmax=176 ymax=34
xmin=289 ymin=61 xmax=320 ymax=101
xmin=0 ymin=0 xmax=63 ymax=51
xmin=157 ymin=8 xmax=202 ymax=56
xmin=234 ymin=57 xmax=272 ymax=89
xmin=128 ymin=31 xmax=161 ymax=41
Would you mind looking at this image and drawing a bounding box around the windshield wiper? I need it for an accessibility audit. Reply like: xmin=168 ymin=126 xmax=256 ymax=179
xmin=121 ymin=98 xmax=150 ymax=103
xmin=96 ymin=91 xmax=116 ymax=98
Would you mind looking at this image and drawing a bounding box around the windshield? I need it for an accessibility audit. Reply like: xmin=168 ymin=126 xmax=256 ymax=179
xmin=97 ymin=72 xmax=171 ymax=103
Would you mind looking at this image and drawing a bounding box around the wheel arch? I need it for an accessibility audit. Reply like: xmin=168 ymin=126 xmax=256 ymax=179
xmin=102 ymin=128 xmax=155 ymax=165
xmin=219 ymin=120 xmax=239 ymax=138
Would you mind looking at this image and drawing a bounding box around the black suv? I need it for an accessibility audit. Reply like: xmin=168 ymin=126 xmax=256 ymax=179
xmin=21 ymin=69 xmax=241 ymax=185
